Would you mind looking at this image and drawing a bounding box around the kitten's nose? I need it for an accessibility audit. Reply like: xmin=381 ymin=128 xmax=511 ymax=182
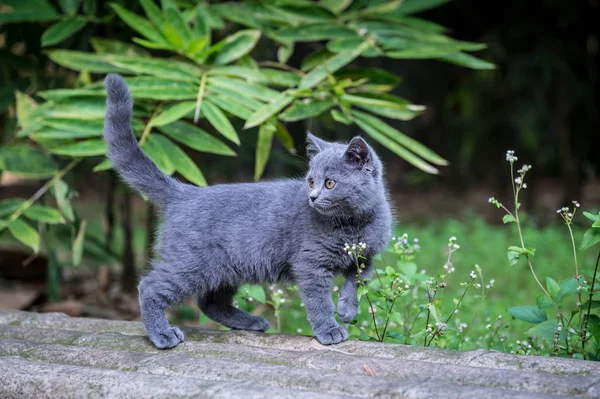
xmin=310 ymin=195 xmax=317 ymax=202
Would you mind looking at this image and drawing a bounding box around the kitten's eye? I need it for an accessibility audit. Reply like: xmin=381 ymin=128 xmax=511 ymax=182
xmin=325 ymin=179 xmax=336 ymax=189
xmin=308 ymin=178 xmax=314 ymax=188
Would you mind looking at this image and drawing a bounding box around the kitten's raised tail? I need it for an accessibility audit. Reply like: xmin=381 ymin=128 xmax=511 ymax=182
xmin=104 ymin=73 xmax=181 ymax=207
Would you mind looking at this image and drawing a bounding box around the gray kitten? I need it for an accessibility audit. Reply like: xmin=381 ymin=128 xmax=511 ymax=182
xmin=103 ymin=74 xmax=393 ymax=349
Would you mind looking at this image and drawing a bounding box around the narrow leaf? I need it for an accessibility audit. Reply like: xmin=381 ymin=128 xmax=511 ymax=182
xmin=151 ymin=102 xmax=196 ymax=127
xmin=255 ymin=124 xmax=275 ymax=181
xmin=151 ymin=135 xmax=207 ymax=186
xmin=212 ymin=29 xmax=261 ymax=65
xmin=202 ymin=101 xmax=240 ymax=145
xmin=49 ymin=139 xmax=106 ymax=157
xmin=52 ymin=179 xmax=75 ymax=222
xmin=244 ymin=93 xmax=294 ymax=129
xmin=24 ymin=205 xmax=65 ymax=224
xmin=41 ymin=18 xmax=86 ymax=47
xmin=72 ymin=219 xmax=87 ymax=267
xmin=157 ymin=121 xmax=236 ymax=156
xmin=110 ymin=3 xmax=168 ymax=45
xmin=8 ymin=218 xmax=40 ymax=253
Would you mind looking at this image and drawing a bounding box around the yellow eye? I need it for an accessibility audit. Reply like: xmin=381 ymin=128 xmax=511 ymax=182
xmin=325 ymin=179 xmax=336 ymax=189
xmin=308 ymin=178 xmax=314 ymax=188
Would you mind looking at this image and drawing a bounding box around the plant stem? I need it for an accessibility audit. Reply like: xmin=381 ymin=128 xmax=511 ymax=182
xmin=380 ymin=298 xmax=397 ymax=342
xmin=364 ymin=293 xmax=381 ymax=341
xmin=567 ymin=222 xmax=584 ymax=330
xmin=139 ymin=104 xmax=162 ymax=146
xmin=583 ymin=249 xmax=600 ymax=352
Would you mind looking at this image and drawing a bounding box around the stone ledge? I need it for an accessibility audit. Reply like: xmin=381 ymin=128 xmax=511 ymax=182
xmin=1 ymin=310 xmax=598 ymax=398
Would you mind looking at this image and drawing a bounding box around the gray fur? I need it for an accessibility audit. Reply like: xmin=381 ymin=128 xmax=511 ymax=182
xmin=103 ymin=74 xmax=393 ymax=349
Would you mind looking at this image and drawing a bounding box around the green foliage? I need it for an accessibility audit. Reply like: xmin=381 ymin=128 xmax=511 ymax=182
xmin=1 ymin=0 xmax=492 ymax=262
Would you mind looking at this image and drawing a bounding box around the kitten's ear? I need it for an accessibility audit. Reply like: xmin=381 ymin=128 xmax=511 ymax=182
xmin=306 ymin=132 xmax=330 ymax=158
xmin=344 ymin=136 xmax=371 ymax=167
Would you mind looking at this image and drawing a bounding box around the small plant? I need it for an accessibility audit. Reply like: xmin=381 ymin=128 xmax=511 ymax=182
xmin=489 ymin=150 xmax=600 ymax=360
xmin=346 ymin=235 xmax=493 ymax=349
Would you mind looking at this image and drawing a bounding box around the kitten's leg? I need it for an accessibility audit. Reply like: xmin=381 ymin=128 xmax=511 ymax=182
xmin=337 ymin=260 xmax=371 ymax=323
xmin=138 ymin=266 xmax=191 ymax=349
xmin=296 ymin=269 xmax=348 ymax=345
xmin=198 ymin=286 xmax=270 ymax=332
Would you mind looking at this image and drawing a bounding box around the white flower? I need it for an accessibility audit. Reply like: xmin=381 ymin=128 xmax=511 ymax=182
xmin=333 ymin=286 xmax=339 ymax=292
xmin=522 ymin=183 xmax=527 ymax=189
xmin=515 ymin=177 xmax=522 ymax=185
xmin=486 ymin=323 xmax=492 ymax=329
xmin=280 ymin=298 xmax=286 ymax=303
xmin=414 ymin=244 xmax=421 ymax=250
xmin=404 ymin=284 xmax=409 ymax=289
xmin=347 ymin=251 xmax=352 ymax=256
xmin=470 ymin=271 xmax=477 ymax=279
xmin=489 ymin=279 xmax=495 ymax=287
xmin=414 ymin=238 xmax=419 ymax=243
xmin=506 ymin=150 xmax=518 ymax=162
xmin=436 ymin=322 xmax=447 ymax=331
xmin=297 ymin=328 xmax=302 ymax=333
xmin=488 ymin=197 xmax=494 ymax=203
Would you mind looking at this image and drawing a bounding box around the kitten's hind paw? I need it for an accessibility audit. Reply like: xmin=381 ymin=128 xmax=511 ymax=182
xmin=150 ymin=326 xmax=185 ymax=349
xmin=315 ymin=325 xmax=348 ymax=345
xmin=230 ymin=316 xmax=270 ymax=332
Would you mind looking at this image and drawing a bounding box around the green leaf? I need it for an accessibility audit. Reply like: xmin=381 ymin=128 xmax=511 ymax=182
xmin=536 ymin=295 xmax=554 ymax=310
xmin=0 ymin=144 xmax=57 ymax=179
xmin=331 ymin=109 xmax=352 ymax=125
xmin=185 ymin=37 xmax=208 ymax=55
xmin=244 ymin=93 xmax=294 ymax=129
xmin=260 ymin=69 xmax=301 ymax=87
xmin=507 ymin=305 xmax=547 ymax=324
xmin=583 ymin=300 xmax=600 ymax=310
xmin=0 ymin=0 xmax=59 ymax=23
xmin=581 ymin=228 xmax=600 ymax=251
xmin=83 ymin=0 xmax=97 ymax=15
xmin=207 ymin=95 xmax=252 ymax=119
xmin=58 ymin=0 xmax=78 ymax=15
xmin=351 ymin=110 xmax=447 ymax=167
xmin=427 ymin=301 xmax=441 ymax=323
xmin=8 ymin=218 xmax=40 ymax=253
xmin=157 ymin=121 xmax=236 ymax=156
xmin=361 ymin=0 xmax=403 ymax=15
xmin=41 ymin=18 xmax=86 ymax=47
xmin=281 ymin=98 xmax=335 ymax=122
xmin=525 ymin=320 xmax=566 ymax=341
xmin=15 ymin=91 xmax=39 ymax=129
xmin=141 ymin=135 xmax=175 ymax=175
xmin=207 ymin=76 xmax=281 ymax=102
xmin=357 ymin=285 xmax=369 ymax=301
xmin=301 ymin=48 xmax=334 ymax=72
xmin=124 ymin=77 xmax=197 ymax=100
xmin=502 ymin=214 xmax=516 ymax=224
xmin=555 ymin=277 xmax=579 ymax=303
xmin=90 ymin=38 xmax=149 ymax=57
xmin=47 ymin=50 xmax=127 ymax=74
xmin=110 ymin=3 xmax=168 ymax=45
xmin=439 ymin=52 xmax=495 ymax=70
xmin=139 ymin=0 xmax=164 ymax=27
xmin=151 ymin=134 xmax=206 ymax=186
xmin=583 ymin=212 xmax=600 ymax=223
xmin=49 ymin=139 xmax=106 ymax=157
xmin=212 ymin=30 xmax=261 ymax=65
xmin=299 ymin=41 xmax=370 ymax=89
xmin=546 ymin=277 xmax=560 ymax=298
xmin=151 ymin=102 xmax=197 ymax=127
xmin=254 ymin=124 xmax=275 ymax=181
xmin=275 ymin=23 xmax=356 ymax=41
xmin=202 ymin=101 xmax=240 ymax=145
xmin=273 ymin=122 xmax=296 ymax=154
xmin=277 ymin=42 xmax=294 ymax=64
xmin=93 ymin=159 xmax=112 ymax=172
xmin=0 ymin=199 xmax=25 ymax=219
xmin=165 ymin=7 xmax=191 ymax=45
xmin=109 ymin=56 xmax=201 ymax=82
xmin=507 ymin=249 xmax=521 ymax=266
xmin=24 ymin=205 xmax=64 ymax=224
xmin=320 ymin=0 xmax=351 ymax=14
xmin=52 ymin=179 xmax=75 ymax=222
xmin=37 ymin=119 xmax=104 ymax=139
xmin=593 ymin=221 xmax=600 ymax=228
xmin=342 ymin=93 xmax=425 ymax=121
xmin=72 ymin=219 xmax=87 ymax=267
xmin=335 ymin=68 xmax=401 ymax=93
xmin=353 ymin=116 xmax=438 ymax=174
xmin=398 ymin=0 xmax=449 ymax=15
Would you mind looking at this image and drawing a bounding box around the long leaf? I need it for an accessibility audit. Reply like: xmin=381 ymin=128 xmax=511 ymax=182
xmin=8 ymin=218 xmax=40 ymax=253
xmin=152 ymin=134 xmax=207 ymax=186
xmin=124 ymin=77 xmax=197 ymax=100
xmin=90 ymin=38 xmax=149 ymax=56
xmin=439 ymin=52 xmax=495 ymax=70
xmin=151 ymin=102 xmax=196 ymax=127
xmin=207 ymin=76 xmax=280 ymax=101
xmin=52 ymin=179 xmax=75 ymax=222
xmin=255 ymin=124 xmax=275 ymax=181
xmin=202 ymin=101 xmax=240 ymax=145
xmin=110 ymin=3 xmax=168 ymax=45
xmin=72 ymin=219 xmax=87 ymax=267
xmin=275 ymin=23 xmax=356 ymax=41
xmin=157 ymin=121 xmax=236 ymax=156
xmin=244 ymin=93 xmax=294 ymax=129
xmin=41 ymin=18 xmax=86 ymax=47
xmin=49 ymin=139 xmax=106 ymax=157
xmin=352 ymin=113 xmax=440 ymax=174
xmin=0 ymin=0 xmax=59 ymax=23
xmin=212 ymin=29 xmax=261 ymax=65
xmin=24 ymin=205 xmax=65 ymax=224
xmin=109 ymin=55 xmax=201 ymax=82
xmin=281 ymin=98 xmax=335 ymax=122
xmin=352 ymin=110 xmax=448 ymax=166
xmin=47 ymin=50 xmax=127 ymax=73
xmin=0 ymin=144 xmax=57 ymax=179
xmin=299 ymin=41 xmax=370 ymax=89
xmin=141 ymin=134 xmax=175 ymax=174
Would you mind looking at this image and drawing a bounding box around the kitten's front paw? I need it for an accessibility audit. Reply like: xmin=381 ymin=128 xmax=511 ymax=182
xmin=315 ymin=325 xmax=348 ymax=345
xmin=150 ymin=326 xmax=185 ymax=349
xmin=337 ymin=299 xmax=358 ymax=323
